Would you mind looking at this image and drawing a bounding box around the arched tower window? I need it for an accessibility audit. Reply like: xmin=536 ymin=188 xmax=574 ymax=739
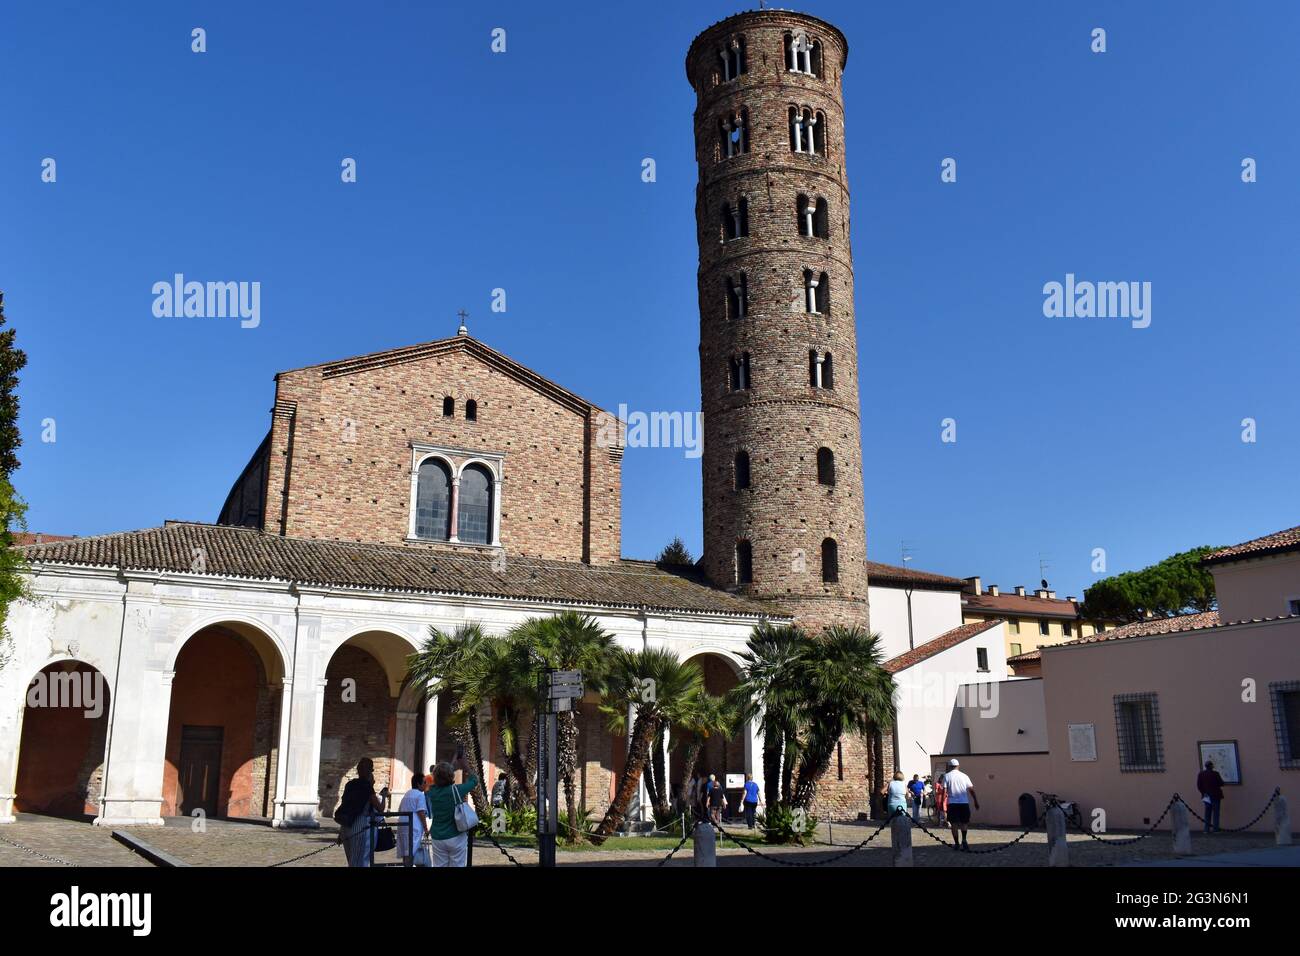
xmin=457 ymin=464 xmax=493 ymax=545
xmin=817 ymin=447 xmax=836 ymax=486
xmin=735 ymin=540 xmax=753 ymax=585
xmin=722 ymin=197 xmax=749 ymax=241
xmin=822 ymin=538 xmax=839 ymax=583
xmin=725 ymin=273 xmax=748 ymax=319
xmin=809 ymin=350 xmax=835 ymax=388
xmin=790 ymin=108 xmax=823 ymax=156
xmin=734 ymin=450 xmax=751 ymax=490
xmin=728 ymin=353 xmax=751 ymax=392
xmin=720 ymin=109 xmax=749 ymax=159
xmin=798 ymin=195 xmax=831 ymax=237
xmin=719 ymin=36 xmax=747 ymax=82
xmin=823 ymin=352 xmax=834 ymax=388
xmin=804 ymin=270 xmax=830 ymax=314
xmin=465 ymin=399 xmax=477 ymax=421
xmin=415 ymin=458 xmax=452 ymax=540
xmin=442 ymin=396 xmax=454 ymax=417
xmin=812 ymin=110 xmax=827 ymax=155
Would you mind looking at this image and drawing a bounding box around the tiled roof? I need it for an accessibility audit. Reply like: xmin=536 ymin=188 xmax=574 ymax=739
xmin=12 ymin=532 xmax=77 ymax=546
xmin=1204 ymin=525 xmax=1300 ymax=565
xmin=1006 ymin=648 xmax=1041 ymax=663
xmin=1056 ymin=610 xmax=1222 ymax=645
xmin=865 ymin=560 xmax=966 ymax=591
xmin=962 ymin=591 xmax=1082 ymax=620
xmin=17 ymin=523 xmax=779 ymax=618
xmin=884 ymin=619 xmax=1002 ymax=673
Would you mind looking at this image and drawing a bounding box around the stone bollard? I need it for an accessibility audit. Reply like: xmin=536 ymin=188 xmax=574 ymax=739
xmin=890 ymin=813 xmax=912 ymax=867
xmin=1171 ymin=800 xmax=1192 ymax=856
xmin=1046 ymin=805 xmax=1069 ymax=867
xmin=1275 ymin=794 xmax=1292 ymax=846
xmin=693 ymin=819 xmax=716 ymax=867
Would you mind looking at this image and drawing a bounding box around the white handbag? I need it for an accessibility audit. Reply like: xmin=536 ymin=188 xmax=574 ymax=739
xmin=453 ymin=782 xmax=479 ymax=833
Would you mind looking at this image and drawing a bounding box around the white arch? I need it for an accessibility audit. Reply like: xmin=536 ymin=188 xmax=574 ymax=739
xmin=414 ymin=451 xmax=456 ymax=475
xmin=325 ymin=625 xmax=422 ymax=699
xmin=19 ymin=654 xmax=117 ymax=698
xmin=166 ymin=613 xmax=291 ymax=683
xmin=456 ymin=457 xmax=501 ymax=482
xmin=681 ymin=646 xmax=746 ymax=679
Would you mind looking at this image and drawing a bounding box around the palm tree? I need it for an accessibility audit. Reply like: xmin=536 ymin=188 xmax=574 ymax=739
xmin=590 ymin=648 xmax=703 ymax=843
xmin=405 ymin=622 xmax=492 ymax=809
xmin=460 ymin=629 xmax=536 ymax=804
xmin=671 ymin=691 xmax=737 ymax=810
xmin=520 ymin=611 xmax=616 ymax=837
xmin=735 ymin=622 xmax=809 ymax=809
xmin=788 ymin=626 xmax=896 ymax=810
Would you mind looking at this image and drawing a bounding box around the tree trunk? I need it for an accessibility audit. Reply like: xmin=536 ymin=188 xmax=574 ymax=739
xmin=762 ymin=729 xmax=783 ymax=809
xmin=792 ymin=739 xmax=835 ymax=811
xmin=780 ymin=732 xmax=796 ymax=805
xmin=590 ymin=712 xmax=657 ymax=843
xmin=676 ymin=738 xmax=703 ymax=807
xmin=463 ymin=710 xmax=490 ymax=810
xmin=557 ymin=709 xmax=579 ymax=838
xmin=648 ymin=723 xmax=671 ymax=818
xmin=497 ymin=703 xmax=534 ymax=804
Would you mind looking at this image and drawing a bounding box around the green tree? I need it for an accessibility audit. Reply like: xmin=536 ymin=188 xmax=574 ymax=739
xmin=459 ymin=629 xmax=536 ymax=804
xmin=656 ymin=537 xmax=694 ymax=566
xmin=0 ymin=292 xmax=28 ymax=649
xmin=1079 ymin=546 xmax=1220 ymax=622
xmin=735 ymin=622 xmax=808 ymax=808
xmin=788 ymin=626 xmax=895 ymax=810
xmin=405 ymin=622 xmax=492 ymax=808
xmin=519 ymin=611 xmax=616 ymax=839
xmin=669 ymin=691 xmax=737 ymax=811
xmin=590 ymin=648 xmax=703 ymax=842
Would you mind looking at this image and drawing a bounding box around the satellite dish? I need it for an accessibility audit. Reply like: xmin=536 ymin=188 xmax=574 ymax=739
xmin=1041 ymin=578 xmax=1049 ymax=590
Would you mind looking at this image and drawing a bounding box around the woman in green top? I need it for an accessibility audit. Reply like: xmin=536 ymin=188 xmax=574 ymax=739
xmin=424 ymin=756 xmax=477 ymax=866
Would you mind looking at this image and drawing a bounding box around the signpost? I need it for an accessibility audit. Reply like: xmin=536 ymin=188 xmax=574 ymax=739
xmin=537 ymin=669 xmax=583 ymax=867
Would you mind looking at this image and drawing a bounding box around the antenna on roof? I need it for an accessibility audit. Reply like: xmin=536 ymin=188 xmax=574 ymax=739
xmin=1038 ymin=552 xmax=1051 ymax=589
xmin=457 ymin=310 xmax=469 ymax=336
xmin=900 ymin=539 xmax=914 ymax=564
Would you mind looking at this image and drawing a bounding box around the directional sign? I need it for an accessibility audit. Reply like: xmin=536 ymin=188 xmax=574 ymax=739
xmin=545 ymin=670 xmax=583 ymax=699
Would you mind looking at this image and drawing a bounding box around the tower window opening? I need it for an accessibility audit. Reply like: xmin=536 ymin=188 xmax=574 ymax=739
xmin=817 ymin=447 xmax=836 ymax=486
xmin=803 ymin=270 xmax=830 ymax=315
xmin=736 ymin=539 xmax=753 ymax=585
xmin=728 ymin=352 xmax=752 ymax=392
xmin=797 ymin=195 xmax=830 ymax=237
xmin=734 ymin=450 xmax=751 ymax=490
xmin=442 ymin=396 xmax=454 ymax=417
xmin=725 ymin=273 xmax=748 ymax=319
xmin=786 ymin=32 xmax=822 ymax=77
xmin=720 ymin=109 xmax=750 ymax=159
xmin=465 ymin=399 xmax=477 ymax=421
xmin=823 ymin=352 xmax=834 ymax=388
xmin=722 ymin=197 xmax=749 ymax=241
xmin=719 ymin=36 xmax=747 ymax=82
xmin=822 ymin=538 xmax=839 ymax=583
xmin=809 ymin=349 xmax=834 ymax=389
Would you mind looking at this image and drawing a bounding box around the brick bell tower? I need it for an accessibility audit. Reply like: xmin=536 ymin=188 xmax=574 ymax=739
xmin=688 ymin=10 xmax=869 ymax=634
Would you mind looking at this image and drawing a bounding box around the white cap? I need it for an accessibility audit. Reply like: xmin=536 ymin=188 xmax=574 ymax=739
xmin=948 ymin=758 xmax=960 ymax=768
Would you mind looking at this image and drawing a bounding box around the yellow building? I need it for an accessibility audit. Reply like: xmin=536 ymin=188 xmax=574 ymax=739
xmin=960 ymin=577 xmax=1114 ymax=671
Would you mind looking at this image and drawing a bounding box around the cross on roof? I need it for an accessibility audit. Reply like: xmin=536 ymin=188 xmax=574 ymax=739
xmin=457 ymin=310 xmax=469 ymax=336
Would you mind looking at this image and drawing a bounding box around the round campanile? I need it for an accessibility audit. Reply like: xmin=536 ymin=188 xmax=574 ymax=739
xmin=687 ymin=9 xmax=868 ymax=633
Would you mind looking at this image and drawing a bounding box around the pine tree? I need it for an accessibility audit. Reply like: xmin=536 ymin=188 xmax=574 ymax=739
xmin=0 ymin=291 xmax=29 ymax=649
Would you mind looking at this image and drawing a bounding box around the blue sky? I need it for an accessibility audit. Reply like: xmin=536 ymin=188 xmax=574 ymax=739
xmin=3 ymin=1 xmax=1297 ymax=600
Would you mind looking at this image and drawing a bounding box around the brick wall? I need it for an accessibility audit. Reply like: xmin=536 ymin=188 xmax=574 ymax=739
xmin=260 ymin=339 xmax=621 ymax=564
xmin=318 ymin=645 xmax=397 ymax=816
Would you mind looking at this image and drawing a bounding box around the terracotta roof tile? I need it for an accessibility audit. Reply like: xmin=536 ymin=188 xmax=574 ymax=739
xmin=1204 ymin=525 xmax=1300 ymax=565
xmin=1061 ymin=610 xmax=1222 ymax=645
xmin=962 ymin=591 xmax=1082 ymax=620
xmin=884 ymin=619 xmax=1002 ymax=673
xmin=865 ymin=560 xmax=966 ymax=590
xmin=18 ymin=523 xmax=779 ymax=618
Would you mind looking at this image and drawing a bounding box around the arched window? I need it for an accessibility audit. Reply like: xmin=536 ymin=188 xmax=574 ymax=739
xmin=817 ymin=447 xmax=835 ymax=486
xmin=465 ymin=399 xmax=477 ymax=421
xmin=725 ymin=273 xmax=748 ymax=319
xmin=457 ymin=464 xmax=493 ymax=545
xmin=723 ymin=197 xmax=749 ymax=241
xmin=719 ymin=36 xmax=747 ymax=82
xmin=822 ymin=538 xmax=839 ymax=583
xmin=442 ymin=396 xmax=454 ymax=417
xmin=812 ymin=110 xmax=827 ymax=155
xmin=415 ymin=458 xmax=452 ymax=540
xmin=734 ymin=450 xmax=751 ymax=490
xmin=736 ymin=540 xmax=753 ymax=585
xmin=804 ymin=270 xmax=829 ymax=314
xmin=790 ymin=108 xmax=823 ymax=156
xmin=728 ymin=353 xmax=751 ymax=392
xmin=798 ymin=194 xmax=829 ymax=237
xmin=809 ymin=350 xmax=835 ymax=388
xmin=720 ymin=109 xmax=749 ymax=159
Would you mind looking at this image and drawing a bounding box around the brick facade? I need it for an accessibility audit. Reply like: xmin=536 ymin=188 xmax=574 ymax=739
xmin=689 ymin=11 xmax=891 ymax=817
xmin=256 ymin=337 xmax=621 ymax=565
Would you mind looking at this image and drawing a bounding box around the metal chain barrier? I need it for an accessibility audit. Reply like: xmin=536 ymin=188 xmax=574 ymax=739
xmin=655 ymin=816 xmax=701 ymax=866
xmin=707 ymin=812 xmax=894 ymax=866
xmin=907 ymin=812 xmax=1041 ymax=854
xmin=1177 ymin=787 xmax=1280 ymax=833
xmin=473 ymin=825 xmax=532 ymax=866
xmin=1055 ymin=795 xmax=1176 ymax=846
xmin=0 ymin=832 xmax=75 ymax=866
xmin=267 ymin=840 xmax=341 ymax=867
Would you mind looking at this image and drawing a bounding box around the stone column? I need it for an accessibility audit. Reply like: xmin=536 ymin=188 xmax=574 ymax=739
xmin=890 ymin=813 xmax=912 ymax=866
xmin=1171 ymin=800 xmax=1192 ymax=855
xmin=490 ymin=477 xmax=503 ymax=547
xmin=448 ymin=477 xmax=460 ymax=543
xmin=1046 ymin=804 xmax=1069 ymax=866
xmin=271 ymin=677 xmax=293 ymax=825
xmin=421 ymin=693 xmax=440 ymax=774
xmin=275 ymin=609 xmax=327 ymax=828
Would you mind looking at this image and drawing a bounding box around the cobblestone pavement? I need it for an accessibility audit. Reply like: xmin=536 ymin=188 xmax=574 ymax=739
xmin=0 ymin=814 xmax=152 ymax=867
xmin=0 ymin=813 xmax=1284 ymax=867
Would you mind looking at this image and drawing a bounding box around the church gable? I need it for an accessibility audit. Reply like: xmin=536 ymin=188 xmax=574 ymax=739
xmin=256 ymin=335 xmax=622 ymax=563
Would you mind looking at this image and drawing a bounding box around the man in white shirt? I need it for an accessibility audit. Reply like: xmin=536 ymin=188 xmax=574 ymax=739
xmin=398 ymin=772 xmax=431 ymax=867
xmin=942 ymin=758 xmax=980 ymax=851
